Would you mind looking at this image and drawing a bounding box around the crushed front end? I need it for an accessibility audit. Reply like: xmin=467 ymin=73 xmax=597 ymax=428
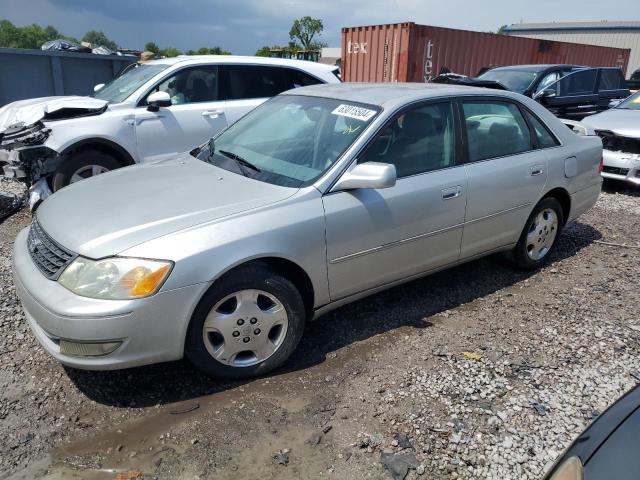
xmin=0 ymin=121 xmax=57 ymax=185
xmin=596 ymin=130 xmax=640 ymax=185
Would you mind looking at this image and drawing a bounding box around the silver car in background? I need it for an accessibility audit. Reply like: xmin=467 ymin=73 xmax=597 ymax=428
xmin=13 ymin=83 xmax=602 ymax=378
xmin=582 ymin=90 xmax=640 ymax=186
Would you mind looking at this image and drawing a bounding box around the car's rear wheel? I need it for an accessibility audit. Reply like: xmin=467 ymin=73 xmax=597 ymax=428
xmin=512 ymin=197 xmax=564 ymax=269
xmin=185 ymin=264 xmax=306 ymax=379
xmin=52 ymin=150 xmax=120 ymax=191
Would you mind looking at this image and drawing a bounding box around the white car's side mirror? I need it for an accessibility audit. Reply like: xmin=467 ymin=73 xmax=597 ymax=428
xmin=147 ymin=91 xmax=172 ymax=112
xmin=93 ymin=83 xmax=105 ymax=92
xmin=332 ymin=162 xmax=397 ymax=192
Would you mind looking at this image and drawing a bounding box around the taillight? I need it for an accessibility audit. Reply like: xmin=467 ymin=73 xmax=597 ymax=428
xmin=598 ymin=156 xmax=604 ymax=173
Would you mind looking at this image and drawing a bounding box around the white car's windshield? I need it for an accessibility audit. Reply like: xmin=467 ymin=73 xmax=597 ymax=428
xmin=616 ymin=91 xmax=640 ymax=111
xmin=477 ymin=70 xmax=538 ymax=93
xmin=198 ymin=95 xmax=380 ymax=187
xmin=94 ymin=64 xmax=168 ymax=104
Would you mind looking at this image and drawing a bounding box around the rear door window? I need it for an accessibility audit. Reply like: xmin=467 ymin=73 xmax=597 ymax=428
xmin=221 ymin=65 xmax=320 ymax=100
xmin=598 ymin=68 xmax=624 ymax=91
xmin=523 ymin=110 xmax=560 ymax=148
xmin=462 ymin=100 xmax=532 ymax=162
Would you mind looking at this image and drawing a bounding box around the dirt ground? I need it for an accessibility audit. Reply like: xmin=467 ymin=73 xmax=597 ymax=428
xmin=0 ymin=181 xmax=639 ymax=480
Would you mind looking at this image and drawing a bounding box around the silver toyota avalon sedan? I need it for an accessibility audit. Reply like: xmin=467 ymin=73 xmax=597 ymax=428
xmin=13 ymin=83 xmax=602 ymax=378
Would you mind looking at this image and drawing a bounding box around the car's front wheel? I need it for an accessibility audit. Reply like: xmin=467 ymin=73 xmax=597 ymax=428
xmin=512 ymin=197 xmax=564 ymax=269
xmin=52 ymin=150 xmax=120 ymax=191
xmin=185 ymin=264 xmax=306 ymax=379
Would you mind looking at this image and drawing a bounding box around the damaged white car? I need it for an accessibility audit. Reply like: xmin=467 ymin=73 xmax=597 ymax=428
xmin=0 ymin=55 xmax=340 ymax=207
xmin=582 ymin=91 xmax=640 ymax=186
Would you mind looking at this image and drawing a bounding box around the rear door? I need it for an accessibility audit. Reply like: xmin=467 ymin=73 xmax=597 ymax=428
xmin=135 ymin=65 xmax=227 ymax=161
xmin=459 ymin=98 xmax=550 ymax=258
xmin=220 ymin=65 xmax=324 ymax=126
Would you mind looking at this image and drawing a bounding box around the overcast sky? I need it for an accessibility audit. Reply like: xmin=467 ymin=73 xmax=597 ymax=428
xmin=1 ymin=0 xmax=637 ymax=54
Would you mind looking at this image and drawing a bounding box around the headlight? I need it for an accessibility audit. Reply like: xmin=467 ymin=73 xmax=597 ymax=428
xmin=58 ymin=257 xmax=173 ymax=300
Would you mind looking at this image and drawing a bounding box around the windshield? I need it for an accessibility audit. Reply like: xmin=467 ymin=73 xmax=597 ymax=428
xmin=476 ymin=69 xmax=538 ymax=93
xmin=94 ymin=64 xmax=168 ymax=104
xmin=196 ymin=95 xmax=380 ymax=188
xmin=616 ymin=91 xmax=640 ymax=110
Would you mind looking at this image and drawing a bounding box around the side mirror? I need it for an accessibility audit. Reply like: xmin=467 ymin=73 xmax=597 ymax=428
xmin=147 ymin=91 xmax=171 ymax=112
xmin=93 ymin=83 xmax=105 ymax=92
xmin=331 ymin=161 xmax=396 ymax=192
xmin=533 ymin=88 xmax=556 ymax=101
xmin=608 ymin=99 xmax=622 ymax=108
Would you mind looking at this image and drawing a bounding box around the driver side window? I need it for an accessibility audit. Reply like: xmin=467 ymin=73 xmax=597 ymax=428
xmin=359 ymin=102 xmax=455 ymax=178
xmin=535 ymin=71 xmax=560 ymax=95
xmin=148 ymin=66 xmax=219 ymax=105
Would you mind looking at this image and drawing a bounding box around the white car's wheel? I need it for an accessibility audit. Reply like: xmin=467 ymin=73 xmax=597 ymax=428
xmin=52 ymin=150 xmax=120 ymax=191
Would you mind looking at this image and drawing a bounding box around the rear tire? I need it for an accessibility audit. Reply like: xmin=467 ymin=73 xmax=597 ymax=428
xmin=52 ymin=150 xmax=120 ymax=191
xmin=512 ymin=197 xmax=564 ymax=270
xmin=185 ymin=264 xmax=306 ymax=379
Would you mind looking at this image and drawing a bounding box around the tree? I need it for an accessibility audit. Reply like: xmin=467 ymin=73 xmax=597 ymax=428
xmin=144 ymin=41 xmax=160 ymax=54
xmin=160 ymin=47 xmax=181 ymax=57
xmin=83 ymin=30 xmax=118 ymax=50
xmin=496 ymin=25 xmax=509 ymax=35
xmin=289 ymin=16 xmax=324 ymax=50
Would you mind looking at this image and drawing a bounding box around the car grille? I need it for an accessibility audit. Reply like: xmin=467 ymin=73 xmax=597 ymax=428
xmin=596 ymin=130 xmax=640 ymax=154
xmin=27 ymin=219 xmax=76 ymax=279
xmin=602 ymin=166 xmax=630 ymax=176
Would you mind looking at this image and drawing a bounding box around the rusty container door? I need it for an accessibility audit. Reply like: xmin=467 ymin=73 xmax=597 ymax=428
xmin=342 ymin=23 xmax=630 ymax=83
xmin=341 ymin=23 xmax=412 ymax=82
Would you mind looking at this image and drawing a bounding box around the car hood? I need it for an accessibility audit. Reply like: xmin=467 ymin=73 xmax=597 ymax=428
xmin=0 ymin=96 xmax=108 ymax=133
xmin=582 ymin=109 xmax=640 ymax=138
xmin=36 ymin=155 xmax=297 ymax=258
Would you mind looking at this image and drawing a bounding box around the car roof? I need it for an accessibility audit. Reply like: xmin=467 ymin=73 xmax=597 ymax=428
xmin=144 ymin=55 xmax=337 ymax=74
xmin=487 ymin=64 xmax=583 ymax=72
xmin=282 ymin=82 xmax=525 ymax=109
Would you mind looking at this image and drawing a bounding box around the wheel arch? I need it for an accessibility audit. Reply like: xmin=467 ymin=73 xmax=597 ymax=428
xmin=60 ymin=138 xmax=136 ymax=167
xmin=196 ymin=256 xmax=316 ymax=320
xmin=542 ymin=187 xmax=571 ymax=225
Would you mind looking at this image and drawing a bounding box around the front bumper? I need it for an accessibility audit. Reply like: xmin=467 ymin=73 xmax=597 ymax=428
xmin=601 ymin=149 xmax=640 ymax=185
xmin=12 ymin=227 xmax=207 ymax=370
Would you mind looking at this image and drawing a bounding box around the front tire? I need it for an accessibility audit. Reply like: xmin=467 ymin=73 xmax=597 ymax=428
xmin=185 ymin=264 xmax=306 ymax=379
xmin=52 ymin=150 xmax=121 ymax=191
xmin=512 ymin=197 xmax=564 ymax=269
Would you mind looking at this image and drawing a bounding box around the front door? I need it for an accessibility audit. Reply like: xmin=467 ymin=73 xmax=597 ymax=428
xmin=323 ymin=101 xmax=468 ymax=300
xmin=135 ymin=65 xmax=227 ymax=161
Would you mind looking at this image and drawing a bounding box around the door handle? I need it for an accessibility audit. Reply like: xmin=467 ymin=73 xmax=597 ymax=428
xmin=202 ymin=109 xmax=224 ymax=118
xmin=441 ymin=186 xmax=462 ymax=200
xmin=529 ymin=165 xmax=545 ymax=177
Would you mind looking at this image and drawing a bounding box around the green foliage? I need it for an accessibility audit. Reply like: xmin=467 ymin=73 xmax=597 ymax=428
xmin=82 ymin=30 xmax=118 ymax=50
xmin=289 ymin=16 xmax=324 ymax=50
xmin=496 ymin=25 xmax=509 ymax=35
xmin=0 ymin=19 xmax=78 ymax=49
xmin=144 ymin=41 xmax=160 ymax=54
xmin=193 ymin=46 xmax=231 ymax=55
xmin=160 ymin=47 xmax=181 ymax=57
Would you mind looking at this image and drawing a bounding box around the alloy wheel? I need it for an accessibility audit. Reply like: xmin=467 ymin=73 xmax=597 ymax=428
xmin=202 ymin=289 xmax=288 ymax=367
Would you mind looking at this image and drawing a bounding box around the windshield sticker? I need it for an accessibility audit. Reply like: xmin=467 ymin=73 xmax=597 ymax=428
xmin=332 ymin=104 xmax=377 ymax=121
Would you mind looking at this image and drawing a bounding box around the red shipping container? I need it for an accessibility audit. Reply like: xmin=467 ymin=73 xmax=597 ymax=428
xmin=341 ymin=22 xmax=631 ymax=83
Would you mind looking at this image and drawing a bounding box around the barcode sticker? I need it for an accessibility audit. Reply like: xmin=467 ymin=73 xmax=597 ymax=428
xmin=331 ymin=104 xmax=377 ymax=121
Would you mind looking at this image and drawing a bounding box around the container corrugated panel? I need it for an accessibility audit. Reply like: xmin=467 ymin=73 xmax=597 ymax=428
xmin=342 ymin=23 xmax=631 ymax=83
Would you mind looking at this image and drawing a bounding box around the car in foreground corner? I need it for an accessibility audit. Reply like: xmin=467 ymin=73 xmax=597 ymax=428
xmin=0 ymin=55 xmax=340 ymax=199
xmin=582 ymin=90 xmax=640 ymax=186
xmin=545 ymin=384 xmax=640 ymax=480
xmin=13 ymin=83 xmax=602 ymax=378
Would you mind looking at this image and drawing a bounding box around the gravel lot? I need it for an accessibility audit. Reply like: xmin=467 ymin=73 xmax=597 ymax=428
xmin=0 ymin=179 xmax=638 ymax=480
